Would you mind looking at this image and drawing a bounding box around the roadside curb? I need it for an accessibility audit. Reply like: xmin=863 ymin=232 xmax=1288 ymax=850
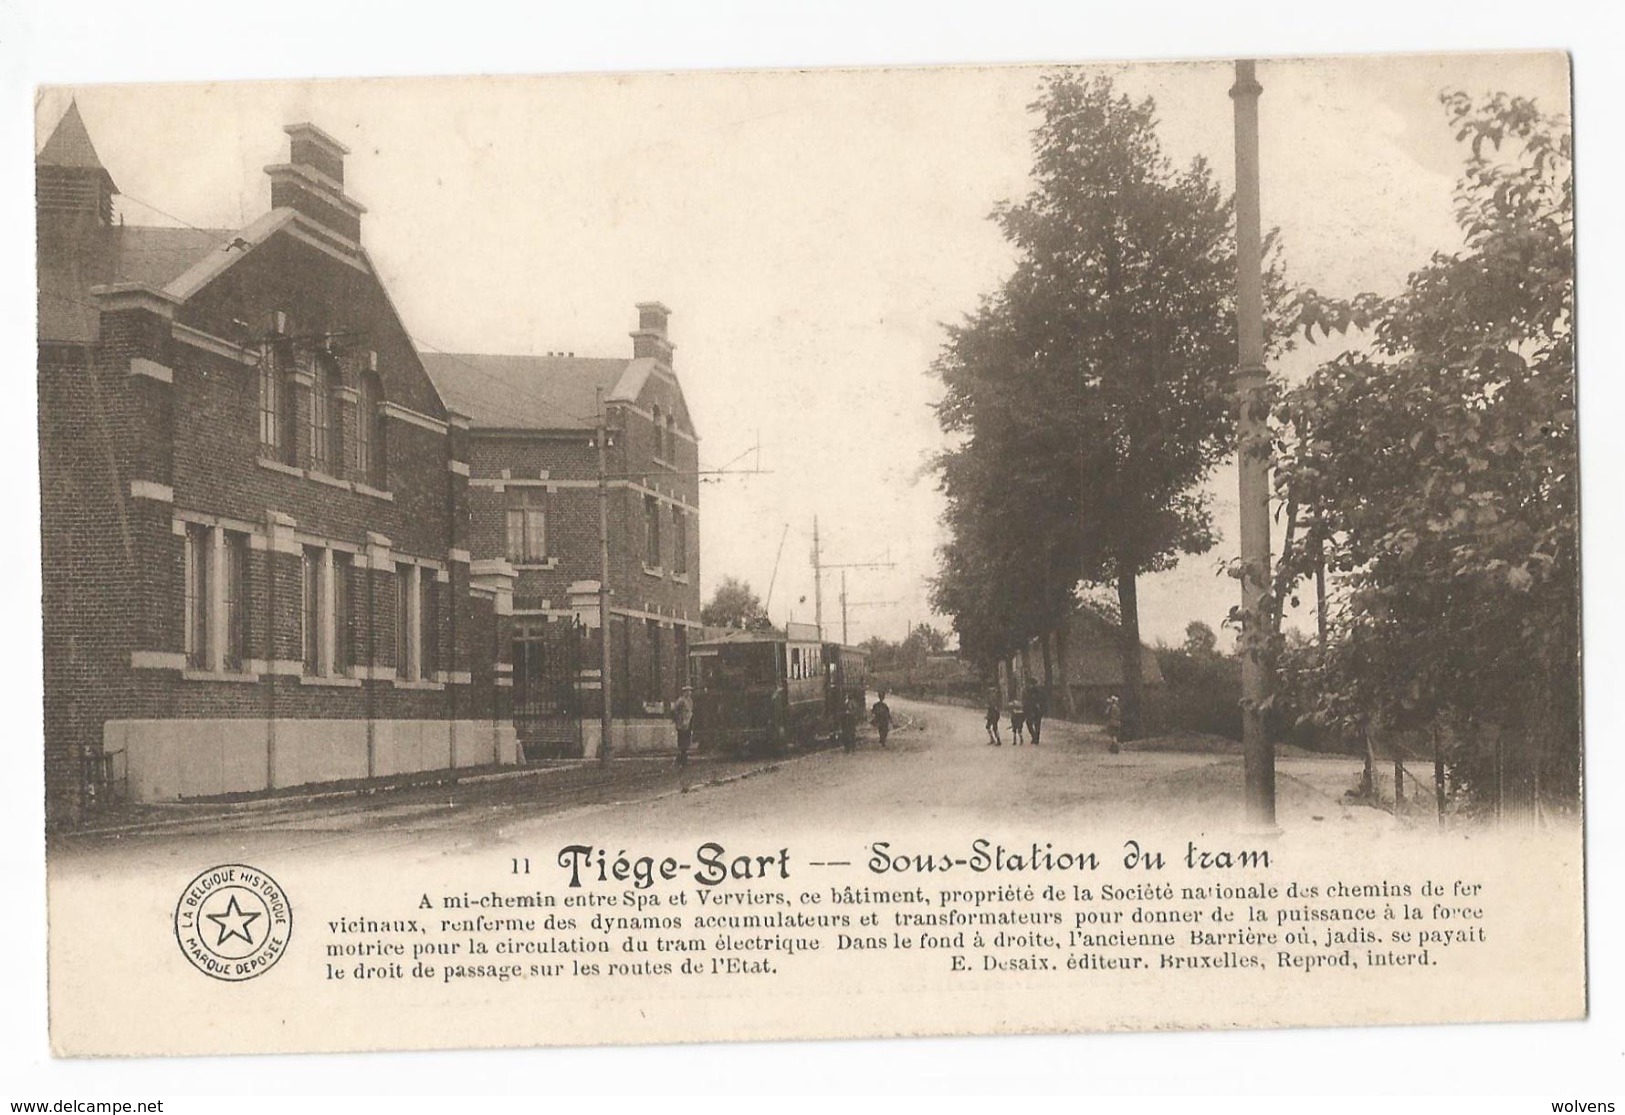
xmin=59 ymin=756 xmax=752 ymax=839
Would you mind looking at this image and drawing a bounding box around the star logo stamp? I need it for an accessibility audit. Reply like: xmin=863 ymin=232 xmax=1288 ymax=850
xmin=174 ymin=864 xmax=293 ymax=982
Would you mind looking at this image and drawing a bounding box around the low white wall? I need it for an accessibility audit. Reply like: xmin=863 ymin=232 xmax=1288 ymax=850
xmin=580 ymin=718 xmax=675 ymax=759
xmin=104 ymin=718 xmax=520 ymax=803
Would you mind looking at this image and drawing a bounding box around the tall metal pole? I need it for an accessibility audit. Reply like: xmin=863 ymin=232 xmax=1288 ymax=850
xmin=596 ymin=388 xmax=613 ymax=762
xmin=840 ymin=569 xmax=848 ymax=645
xmin=1231 ymin=59 xmax=1275 ymax=828
xmin=812 ymin=515 xmax=823 ymax=638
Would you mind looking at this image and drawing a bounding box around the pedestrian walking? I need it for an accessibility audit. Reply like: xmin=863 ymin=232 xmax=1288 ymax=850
xmin=984 ymin=685 xmax=1003 ymax=746
xmin=1023 ymin=676 xmax=1046 ymax=746
xmin=1009 ymin=697 xmax=1026 ymax=745
xmin=871 ymin=690 xmax=892 ymax=748
xmin=672 ymin=685 xmax=695 ymax=766
xmin=1105 ymin=693 xmax=1123 ymax=754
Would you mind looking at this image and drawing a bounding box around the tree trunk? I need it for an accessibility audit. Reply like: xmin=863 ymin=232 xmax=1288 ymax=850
xmin=1054 ymin=623 xmax=1073 ymax=718
xmin=1041 ymin=630 xmax=1054 ymax=690
xmin=1116 ymin=568 xmax=1145 ymax=741
xmin=1005 ymin=654 xmax=1018 ymax=699
xmin=1019 ymin=643 xmax=1033 ymax=690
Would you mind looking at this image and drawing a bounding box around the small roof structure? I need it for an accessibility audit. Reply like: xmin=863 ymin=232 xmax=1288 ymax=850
xmin=37 ymin=101 xmax=117 ymax=189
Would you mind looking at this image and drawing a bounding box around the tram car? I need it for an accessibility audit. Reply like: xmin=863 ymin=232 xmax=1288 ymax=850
xmin=687 ymin=624 xmax=869 ymax=756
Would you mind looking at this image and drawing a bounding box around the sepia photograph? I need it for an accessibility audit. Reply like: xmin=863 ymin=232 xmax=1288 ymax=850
xmin=8 ymin=5 xmax=1615 ymax=1100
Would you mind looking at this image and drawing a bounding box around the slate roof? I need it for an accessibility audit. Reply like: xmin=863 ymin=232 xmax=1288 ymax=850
xmin=420 ymin=353 xmax=656 ymax=431
xmin=37 ymin=101 xmax=116 ymax=185
xmin=38 ymin=225 xmax=235 ymax=344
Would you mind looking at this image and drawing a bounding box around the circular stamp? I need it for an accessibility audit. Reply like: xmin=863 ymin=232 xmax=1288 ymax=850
xmin=174 ymin=863 xmax=293 ymax=982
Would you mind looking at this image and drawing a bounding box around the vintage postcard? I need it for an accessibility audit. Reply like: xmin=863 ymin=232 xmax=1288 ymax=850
xmin=36 ymin=52 xmax=1581 ymax=1056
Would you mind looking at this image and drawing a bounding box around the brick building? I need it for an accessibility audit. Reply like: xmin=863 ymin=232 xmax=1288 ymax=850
xmin=37 ymin=104 xmax=515 ymax=826
xmin=421 ymin=304 xmax=702 ymax=758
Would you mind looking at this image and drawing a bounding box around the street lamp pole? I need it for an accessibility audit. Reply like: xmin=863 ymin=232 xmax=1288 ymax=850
xmin=1231 ymin=59 xmax=1276 ymax=828
xmin=596 ymin=387 xmax=613 ymax=762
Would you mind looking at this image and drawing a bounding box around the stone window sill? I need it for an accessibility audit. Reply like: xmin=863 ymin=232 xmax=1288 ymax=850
xmin=182 ymin=668 xmax=261 ymax=683
xmin=300 ymin=673 xmax=363 ymax=687
xmin=257 ymin=457 xmax=394 ymax=501
xmin=650 ymin=455 xmax=677 ymax=471
xmin=354 ymin=480 xmax=394 ymax=501
xmin=257 ymin=456 xmax=303 ymax=478
xmin=307 ymin=469 xmax=352 ymax=491
xmin=512 ymin=557 xmax=560 ymax=571
xmin=393 ymin=678 xmax=446 ymax=691
xmin=670 ymin=572 xmax=689 ymax=584
xmin=642 ymin=563 xmax=664 ymax=578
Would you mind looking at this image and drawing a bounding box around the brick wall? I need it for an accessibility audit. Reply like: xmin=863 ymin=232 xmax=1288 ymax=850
xmin=39 ymin=233 xmax=505 ymax=826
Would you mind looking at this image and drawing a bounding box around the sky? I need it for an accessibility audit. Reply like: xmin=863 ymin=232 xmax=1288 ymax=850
xmin=35 ymin=52 xmax=1571 ymax=648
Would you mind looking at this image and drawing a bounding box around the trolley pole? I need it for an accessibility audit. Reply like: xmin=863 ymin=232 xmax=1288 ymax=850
xmin=1231 ymin=59 xmax=1276 ymax=828
xmin=596 ymin=388 xmax=613 ymax=762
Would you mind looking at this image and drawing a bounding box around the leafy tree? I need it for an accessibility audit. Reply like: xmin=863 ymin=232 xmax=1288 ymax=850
xmin=1183 ymin=620 xmax=1219 ymax=658
xmin=700 ymin=575 xmax=771 ymax=630
xmin=1274 ymin=91 xmax=1575 ymax=812
xmin=934 ymin=72 xmax=1290 ymax=738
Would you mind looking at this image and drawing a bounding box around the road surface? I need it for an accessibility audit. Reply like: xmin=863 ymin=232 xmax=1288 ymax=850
xmin=49 ymin=698 xmax=1383 ymax=873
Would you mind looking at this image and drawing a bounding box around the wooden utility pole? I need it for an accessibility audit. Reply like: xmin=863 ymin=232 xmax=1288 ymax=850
xmin=1231 ymin=59 xmax=1276 ymax=828
xmin=596 ymin=388 xmax=613 ymax=762
xmin=811 ymin=517 xmax=893 ymax=643
xmin=812 ymin=516 xmax=824 ymax=637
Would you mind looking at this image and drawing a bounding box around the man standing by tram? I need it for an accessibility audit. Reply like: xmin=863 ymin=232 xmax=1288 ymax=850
xmin=672 ymin=684 xmax=695 ymax=766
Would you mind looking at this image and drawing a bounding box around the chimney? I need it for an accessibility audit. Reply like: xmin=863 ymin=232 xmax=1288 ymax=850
xmin=631 ymin=302 xmax=674 ymax=367
xmin=265 ymin=123 xmax=365 ymax=248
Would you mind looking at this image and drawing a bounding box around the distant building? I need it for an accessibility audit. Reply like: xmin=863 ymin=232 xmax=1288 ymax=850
xmin=37 ymin=104 xmax=512 ymax=825
xmin=1026 ymin=608 xmax=1164 ymax=715
xmin=421 ymin=304 xmax=702 ymax=758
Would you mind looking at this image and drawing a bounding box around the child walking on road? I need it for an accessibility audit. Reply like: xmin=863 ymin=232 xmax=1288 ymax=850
xmin=1009 ymin=697 xmax=1026 ymax=745
xmin=871 ymin=691 xmax=892 ymax=748
xmin=984 ymin=685 xmax=1003 ymax=746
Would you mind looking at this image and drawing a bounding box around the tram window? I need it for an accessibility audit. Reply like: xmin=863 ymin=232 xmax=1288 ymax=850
xmin=791 ymin=647 xmax=801 ymax=678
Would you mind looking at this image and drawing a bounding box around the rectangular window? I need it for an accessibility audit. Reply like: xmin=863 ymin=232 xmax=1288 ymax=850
xmin=644 ymin=495 xmax=661 ymax=566
xmin=673 ymin=509 xmax=688 ymax=576
xmin=309 ymin=355 xmax=332 ymax=473
xmin=258 ymin=348 xmax=282 ymax=458
xmin=395 ymin=563 xmax=416 ymax=681
xmin=333 ymin=551 xmax=355 ymax=676
xmin=223 ymin=531 xmax=249 ymax=671
xmin=301 ymin=546 xmax=322 ymax=675
xmin=357 ymin=373 xmax=380 ymax=483
xmin=647 ymin=619 xmax=662 ymax=701
xmin=183 ymin=523 xmax=211 ymax=669
xmin=505 ymin=488 xmax=547 ymax=563
xmin=420 ymin=574 xmax=439 ymax=678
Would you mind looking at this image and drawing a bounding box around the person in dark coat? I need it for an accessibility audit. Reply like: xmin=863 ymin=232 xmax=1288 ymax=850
xmin=1023 ymin=676 xmax=1047 ymax=746
xmin=984 ymin=685 xmax=1003 ymax=746
xmin=871 ymin=691 xmax=893 ymax=748
xmin=840 ymin=691 xmax=859 ymax=752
